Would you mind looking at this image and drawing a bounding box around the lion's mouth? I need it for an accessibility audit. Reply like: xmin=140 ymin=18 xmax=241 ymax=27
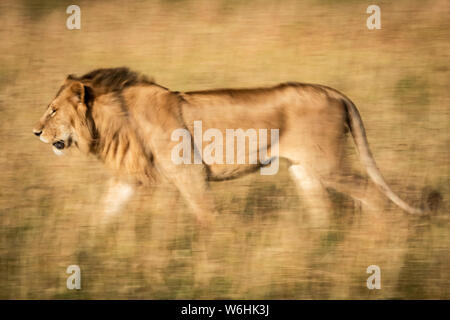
xmin=52 ymin=140 xmax=65 ymax=150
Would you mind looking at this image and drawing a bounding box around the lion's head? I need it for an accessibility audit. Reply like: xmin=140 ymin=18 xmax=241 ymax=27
xmin=33 ymin=78 xmax=95 ymax=155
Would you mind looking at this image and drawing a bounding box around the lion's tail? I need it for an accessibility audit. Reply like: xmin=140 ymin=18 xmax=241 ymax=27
xmin=341 ymin=96 xmax=424 ymax=215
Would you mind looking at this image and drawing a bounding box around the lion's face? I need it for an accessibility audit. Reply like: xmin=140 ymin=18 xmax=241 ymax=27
xmin=33 ymin=80 xmax=88 ymax=156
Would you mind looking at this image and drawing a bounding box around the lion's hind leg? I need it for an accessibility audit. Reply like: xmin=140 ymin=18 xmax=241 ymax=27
xmin=322 ymin=173 xmax=386 ymax=212
xmin=288 ymin=164 xmax=333 ymax=228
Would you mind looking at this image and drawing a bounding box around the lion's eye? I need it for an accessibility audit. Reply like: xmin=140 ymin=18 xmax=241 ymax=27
xmin=50 ymin=109 xmax=56 ymax=117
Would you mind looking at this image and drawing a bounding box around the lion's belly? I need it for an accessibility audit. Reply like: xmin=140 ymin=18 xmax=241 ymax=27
xmin=206 ymin=163 xmax=261 ymax=181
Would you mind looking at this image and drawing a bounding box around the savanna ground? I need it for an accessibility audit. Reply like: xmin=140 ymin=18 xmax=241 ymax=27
xmin=0 ymin=0 xmax=449 ymax=299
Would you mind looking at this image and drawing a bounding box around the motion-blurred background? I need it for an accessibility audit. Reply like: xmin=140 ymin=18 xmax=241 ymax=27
xmin=0 ymin=0 xmax=448 ymax=299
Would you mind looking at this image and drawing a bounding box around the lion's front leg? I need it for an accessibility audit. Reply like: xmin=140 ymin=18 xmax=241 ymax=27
xmin=165 ymin=164 xmax=218 ymax=228
xmin=99 ymin=178 xmax=135 ymax=224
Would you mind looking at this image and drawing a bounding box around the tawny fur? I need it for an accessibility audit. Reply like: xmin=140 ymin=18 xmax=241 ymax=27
xmin=33 ymin=67 xmax=423 ymax=225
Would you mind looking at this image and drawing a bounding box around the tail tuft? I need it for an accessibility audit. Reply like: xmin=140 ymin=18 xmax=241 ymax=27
xmin=421 ymin=187 xmax=443 ymax=213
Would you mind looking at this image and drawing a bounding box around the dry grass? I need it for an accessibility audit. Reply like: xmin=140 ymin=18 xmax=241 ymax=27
xmin=0 ymin=0 xmax=448 ymax=299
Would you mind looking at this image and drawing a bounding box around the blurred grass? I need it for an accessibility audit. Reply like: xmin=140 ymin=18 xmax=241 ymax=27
xmin=0 ymin=0 xmax=449 ymax=299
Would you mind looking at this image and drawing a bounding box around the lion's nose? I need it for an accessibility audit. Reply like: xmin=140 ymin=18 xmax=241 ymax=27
xmin=33 ymin=130 xmax=42 ymax=137
xmin=53 ymin=141 xmax=65 ymax=150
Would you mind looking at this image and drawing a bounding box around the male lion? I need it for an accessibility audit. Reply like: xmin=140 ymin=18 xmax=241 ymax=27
xmin=33 ymin=67 xmax=424 ymax=226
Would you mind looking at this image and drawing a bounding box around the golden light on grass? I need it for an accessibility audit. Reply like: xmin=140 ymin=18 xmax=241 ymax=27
xmin=0 ymin=0 xmax=448 ymax=299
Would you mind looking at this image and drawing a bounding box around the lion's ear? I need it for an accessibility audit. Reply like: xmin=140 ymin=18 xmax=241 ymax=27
xmin=68 ymin=81 xmax=95 ymax=108
xmin=69 ymin=81 xmax=85 ymax=104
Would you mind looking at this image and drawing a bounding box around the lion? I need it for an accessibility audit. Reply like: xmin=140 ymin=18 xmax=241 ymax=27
xmin=33 ymin=67 xmax=425 ymax=227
